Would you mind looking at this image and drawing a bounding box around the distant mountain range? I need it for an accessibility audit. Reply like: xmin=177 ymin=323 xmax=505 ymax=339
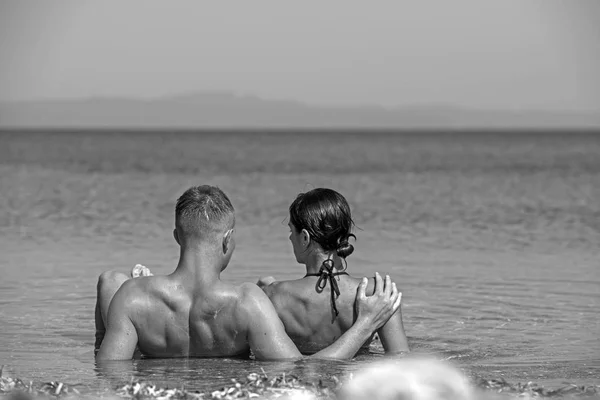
xmin=1 ymin=92 xmax=599 ymax=129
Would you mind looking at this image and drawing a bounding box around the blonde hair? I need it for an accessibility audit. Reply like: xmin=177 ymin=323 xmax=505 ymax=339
xmin=340 ymin=357 xmax=473 ymax=400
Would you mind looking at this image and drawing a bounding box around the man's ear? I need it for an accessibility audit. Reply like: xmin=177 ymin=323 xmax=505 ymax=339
xmin=301 ymin=229 xmax=311 ymax=248
xmin=173 ymin=229 xmax=180 ymax=245
xmin=223 ymin=228 xmax=233 ymax=254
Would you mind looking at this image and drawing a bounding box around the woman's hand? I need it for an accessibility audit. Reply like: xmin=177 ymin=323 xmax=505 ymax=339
xmin=256 ymin=276 xmax=277 ymax=289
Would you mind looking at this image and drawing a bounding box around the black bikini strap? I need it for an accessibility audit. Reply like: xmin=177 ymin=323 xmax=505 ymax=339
xmin=305 ymin=259 xmax=348 ymax=317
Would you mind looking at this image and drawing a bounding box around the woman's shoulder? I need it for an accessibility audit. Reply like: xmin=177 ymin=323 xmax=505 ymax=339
xmin=344 ymin=274 xmax=378 ymax=296
xmin=263 ymin=278 xmax=306 ymax=296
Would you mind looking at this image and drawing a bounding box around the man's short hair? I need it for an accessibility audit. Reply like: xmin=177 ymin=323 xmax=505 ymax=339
xmin=175 ymin=185 xmax=235 ymax=242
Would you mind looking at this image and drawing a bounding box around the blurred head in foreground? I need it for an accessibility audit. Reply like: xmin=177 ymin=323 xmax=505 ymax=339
xmin=339 ymin=357 xmax=473 ymax=400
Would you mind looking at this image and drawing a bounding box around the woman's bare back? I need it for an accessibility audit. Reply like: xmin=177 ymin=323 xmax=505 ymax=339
xmin=264 ymin=274 xmax=381 ymax=354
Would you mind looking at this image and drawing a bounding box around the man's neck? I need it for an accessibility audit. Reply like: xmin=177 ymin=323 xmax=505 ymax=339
xmin=172 ymin=246 xmax=223 ymax=286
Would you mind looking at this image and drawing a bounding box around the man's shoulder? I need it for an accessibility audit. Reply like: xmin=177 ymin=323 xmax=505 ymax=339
xmin=213 ymin=282 xmax=271 ymax=327
xmin=238 ymin=282 xmax=267 ymax=299
xmin=236 ymin=282 xmax=276 ymax=311
xmin=117 ymin=275 xmax=161 ymax=292
xmin=112 ymin=275 xmax=169 ymax=308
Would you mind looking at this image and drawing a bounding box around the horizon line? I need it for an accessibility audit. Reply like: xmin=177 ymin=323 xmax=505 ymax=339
xmin=2 ymin=92 xmax=600 ymax=115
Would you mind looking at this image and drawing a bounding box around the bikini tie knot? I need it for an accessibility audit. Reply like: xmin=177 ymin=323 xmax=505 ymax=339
xmin=315 ymin=259 xmax=342 ymax=317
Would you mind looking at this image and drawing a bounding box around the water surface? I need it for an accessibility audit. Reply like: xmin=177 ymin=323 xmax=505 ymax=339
xmin=0 ymin=130 xmax=599 ymax=395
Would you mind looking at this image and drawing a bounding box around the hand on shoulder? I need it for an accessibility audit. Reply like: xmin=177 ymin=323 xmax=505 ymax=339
xmin=256 ymin=276 xmax=277 ymax=289
xmin=355 ymin=272 xmax=401 ymax=330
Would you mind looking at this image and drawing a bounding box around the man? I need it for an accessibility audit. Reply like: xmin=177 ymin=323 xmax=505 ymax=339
xmin=95 ymin=185 xmax=402 ymax=361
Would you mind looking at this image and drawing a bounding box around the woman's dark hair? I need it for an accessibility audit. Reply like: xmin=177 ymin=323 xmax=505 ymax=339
xmin=289 ymin=188 xmax=356 ymax=260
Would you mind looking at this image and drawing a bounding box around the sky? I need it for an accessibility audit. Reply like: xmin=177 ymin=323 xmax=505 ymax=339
xmin=0 ymin=0 xmax=599 ymax=112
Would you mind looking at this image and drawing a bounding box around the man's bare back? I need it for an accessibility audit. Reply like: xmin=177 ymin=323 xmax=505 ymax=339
xmin=95 ymin=185 xmax=403 ymax=361
xmin=100 ymin=273 xmax=273 ymax=358
xmin=262 ymin=273 xmax=409 ymax=354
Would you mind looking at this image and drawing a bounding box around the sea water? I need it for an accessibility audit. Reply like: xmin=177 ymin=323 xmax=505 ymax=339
xmin=0 ymin=130 xmax=598 ymax=395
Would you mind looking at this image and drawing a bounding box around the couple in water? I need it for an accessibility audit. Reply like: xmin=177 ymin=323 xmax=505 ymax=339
xmin=95 ymin=185 xmax=409 ymax=361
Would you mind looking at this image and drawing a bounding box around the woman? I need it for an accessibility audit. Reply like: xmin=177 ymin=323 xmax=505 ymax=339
xmin=258 ymin=188 xmax=409 ymax=355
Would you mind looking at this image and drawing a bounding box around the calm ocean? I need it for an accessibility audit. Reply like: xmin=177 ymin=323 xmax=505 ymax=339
xmin=0 ymin=130 xmax=598 ymax=395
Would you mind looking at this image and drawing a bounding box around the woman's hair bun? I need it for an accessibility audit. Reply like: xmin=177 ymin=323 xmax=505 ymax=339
xmin=336 ymin=234 xmax=356 ymax=259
